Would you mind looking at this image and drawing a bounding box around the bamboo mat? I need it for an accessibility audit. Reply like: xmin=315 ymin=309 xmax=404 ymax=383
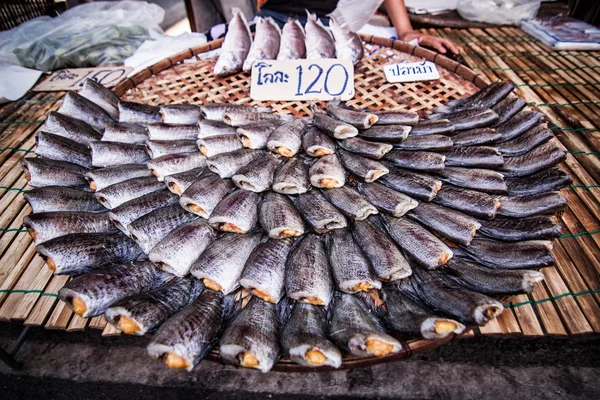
xmin=0 ymin=28 xmax=599 ymax=339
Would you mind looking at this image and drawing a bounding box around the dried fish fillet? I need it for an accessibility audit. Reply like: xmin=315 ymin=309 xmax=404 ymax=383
xmin=24 ymin=211 xmax=116 ymax=244
xmin=505 ymin=168 xmax=572 ymax=197
xmin=500 ymin=140 xmax=565 ymax=177
xmin=329 ymin=16 xmax=363 ymax=64
xmin=408 ymin=202 xmax=481 ymax=246
xmin=337 ymin=137 xmax=392 ymax=159
xmin=327 ymin=99 xmax=378 ymax=129
xmin=198 ymin=134 xmax=244 ymax=157
xmin=85 ymin=164 xmax=152 ymax=191
xmin=79 ymin=78 xmax=120 ymax=120
xmin=94 ymin=176 xmax=164 ymax=209
xmin=383 ymin=149 xmax=445 ymax=172
xmin=432 ymin=183 xmax=500 ymax=220
xmin=272 ymin=156 xmax=310 ymax=194
xmin=44 ymin=111 xmax=102 ymax=145
xmin=496 ymin=124 xmax=552 ymax=156
xmin=214 ymin=8 xmax=252 ymax=76
xmin=198 ymin=120 xmax=237 ymax=137
xmin=356 ymin=182 xmax=418 ymax=217
xmin=208 ymin=189 xmax=261 ymax=233
xmin=440 ymin=146 xmax=504 ymax=168
xmin=359 ymin=124 xmax=411 ymax=143
xmin=447 ymin=127 xmax=501 ymax=147
xmin=101 ymin=122 xmax=148 ymax=144
xmin=302 ymin=126 xmax=336 ymax=157
xmin=259 ymin=192 xmax=305 ymax=238
xmin=25 ymin=186 xmax=106 ymax=213
xmin=409 ymin=119 xmax=454 ymax=136
xmin=108 ymin=190 xmax=179 ymax=234
xmin=236 ymin=121 xmax=282 ymax=149
xmin=277 ymin=18 xmax=306 ymax=60
xmin=294 ymin=190 xmax=347 ymax=233
xmin=438 ymin=167 xmax=507 ymax=194
xmin=147 ymin=123 xmax=200 ymax=141
xmin=22 ymin=157 xmax=90 ymax=191
xmin=206 ymin=149 xmax=265 ymax=178
xmin=147 ymin=152 xmax=207 ymax=181
xmin=180 ymin=173 xmax=235 ymax=218
xmin=267 ymin=119 xmax=307 ymax=158
xmin=163 ymin=167 xmax=206 ymax=196
xmin=496 ymin=110 xmax=544 ymax=142
xmin=338 ymin=149 xmax=389 ymax=182
xmin=59 ymin=91 xmax=114 ymax=131
xmin=146 ymin=138 xmax=199 ymax=158
xmin=305 ymin=10 xmax=335 ymax=59
xmin=498 ymin=192 xmax=567 ymax=218
xmin=309 ymin=153 xmax=346 ymax=189
xmin=118 ymin=101 xmax=162 ymax=125
xmin=480 ymin=215 xmax=562 ymax=242
xmin=160 ymin=104 xmax=202 ymax=125
xmin=243 ymin=16 xmax=281 ymax=71
xmin=396 ymin=134 xmax=453 ymax=151
xmin=200 ymin=104 xmax=271 ymax=122
xmin=321 ymin=186 xmax=378 ymax=220
xmin=90 ymin=141 xmax=149 ymax=167
xmin=313 ymin=108 xmax=358 ymax=139
xmin=379 ymin=168 xmax=441 ymax=201
xmin=461 ymin=237 xmax=554 ymax=269
xmin=35 ymin=131 xmax=92 ymax=168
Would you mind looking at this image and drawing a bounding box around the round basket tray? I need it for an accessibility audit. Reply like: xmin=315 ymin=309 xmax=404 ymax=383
xmin=112 ymin=35 xmax=490 ymax=372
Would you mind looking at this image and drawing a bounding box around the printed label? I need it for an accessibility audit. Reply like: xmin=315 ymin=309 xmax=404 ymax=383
xmin=383 ymin=61 xmax=440 ymax=83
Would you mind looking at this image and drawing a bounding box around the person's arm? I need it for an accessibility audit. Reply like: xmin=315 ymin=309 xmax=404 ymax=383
xmin=383 ymin=0 xmax=459 ymax=54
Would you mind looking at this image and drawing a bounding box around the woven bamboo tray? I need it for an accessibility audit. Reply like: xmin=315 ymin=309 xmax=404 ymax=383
xmin=0 ymin=29 xmax=599 ymax=370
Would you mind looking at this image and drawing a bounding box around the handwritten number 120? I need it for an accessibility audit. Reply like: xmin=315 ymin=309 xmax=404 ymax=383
xmin=295 ymin=63 xmax=348 ymax=97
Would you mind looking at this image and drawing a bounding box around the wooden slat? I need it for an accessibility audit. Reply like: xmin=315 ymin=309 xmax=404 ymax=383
xmin=67 ymin=313 xmax=89 ymax=332
xmin=0 ymin=242 xmax=36 ymax=305
xmin=530 ymin=283 xmax=568 ymax=336
xmin=24 ymin=275 xmax=68 ymax=326
xmin=511 ymin=295 xmax=544 ymax=336
xmin=10 ymin=256 xmax=53 ymax=321
xmin=0 ymin=253 xmax=45 ymax=321
xmin=88 ymin=316 xmax=108 ymax=330
xmin=102 ymin=323 xmax=121 ymax=337
xmin=44 ymin=300 xmax=73 ymax=330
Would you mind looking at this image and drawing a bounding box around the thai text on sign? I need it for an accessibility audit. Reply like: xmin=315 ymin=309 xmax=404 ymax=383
xmin=383 ymin=61 xmax=440 ymax=83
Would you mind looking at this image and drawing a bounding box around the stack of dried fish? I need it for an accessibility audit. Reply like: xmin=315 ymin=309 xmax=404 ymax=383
xmin=21 ymin=77 xmax=568 ymax=373
xmin=214 ymin=9 xmax=364 ymax=77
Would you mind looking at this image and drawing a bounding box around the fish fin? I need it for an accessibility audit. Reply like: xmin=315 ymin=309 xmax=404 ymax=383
xmin=305 ymin=9 xmax=317 ymax=21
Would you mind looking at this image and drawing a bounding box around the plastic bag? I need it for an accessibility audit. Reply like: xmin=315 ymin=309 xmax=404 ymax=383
xmin=456 ymin=0 xmax=541 ymax=26
xmin=0 ymin=1 xmax=164 ymax=72
xmin=329 ymin=0 xmax=385 ymax=32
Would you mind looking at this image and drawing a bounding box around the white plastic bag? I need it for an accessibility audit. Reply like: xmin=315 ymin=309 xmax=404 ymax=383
xmin=0 ymin=1 xmax=165 ymax=72
xmin=457 ymin=0 xmax=541 ymax=26
xmin=329 ymin=0 xmax=385 ymax=32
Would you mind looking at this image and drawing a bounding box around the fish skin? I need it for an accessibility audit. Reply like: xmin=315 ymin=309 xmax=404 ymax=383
xmin=446 ymin=127 xmax=501 ymax=146
xmin=461 ymin=237 xmax=554 ymax=269
xmin=411 ymin=265 xmax=504 ymax=326
xmin=327 ymin=99 xmax=378 ymax=129
xmin=438 ymin=167 xmax=507 ymax=194
xmin=501 ymin=140 xmax=565 ymax=177
xmin=396 ymin=134 xmax=453 ymax=151
xmin=25 ymin=186 xmax=106 ymax=214
xmin=277 ymin=18 xmax=306 ymax=60
xmin=356 ymin=181 xmax=418 ymax=217
xmin=479 ymin=215 xmax=562 ymax=242
xmin=313 ymin=108 xmax=358 ymax=139
xmin=434 ymin=81 xmax=502 ymax=113
xmin=149 ymin=219 xmax=216 ymax=277
xmin=302 ymin=126 xmax=336 ymax=157
xmin=108 ymin=190 xmax=179 ymax=234
xmin=285 ymin=233 xmax=334 ymax=305
xmin=305 ymin=10 xmax=335 ymax=59
xmin=440 ymin=146 xmax=504 ymax=168
xmin=381 ymin=280 xmax=465 ymax=339
xmin=337 ymin=137 xmax=392 ymax=159
xmin=59 ymin=260 xmax=169 ymax=318
xmin=159 ymin=104 xmax=201 ymax=125
xmin=58 ymin=91 xmax=114 ymax=132
xmin=148 ymin=152 xmax=207 ymax=181
xmin=327 ymin=292 xmax=401 ymax=358
xmin=44 ymin=111 xmax=102 ymax=145
xmin=338 ymin=149 xmax=389 ymax=182
xmin=280 ymin=302 xmax=342 ymax=368
xmin=496 ymin=110 xmax=544 ymax=142
xmin=209 ymin=189 xmax=261 ymax=233
xmin=199 ymin=120 xmax=238 ymax=138
xmin=496 ymin=124 xmax=552 ymax=156
xmin=90 ymin=141 xmax=149 ymax=167
xmin=505 ymin=168 xmax=572 ymax=197
xmin=429 ymin=108 xmax=499 ymax=131
xmin=239 ymin=238 xmax=295 ymax=303
xmin=441 ymin=81 xmax=515 ymax=113
xmin=372 ymin=110 xmax=419 ymax=126
xmin=383 ymin=149 xmax=445 ymax=172
xmin=351 ymin=218 xmax=411 ymax=281
xmin=309 ymin=153 xmax=346 ymax=188
xmin=408 ymin=202 xmax=481 ymax=246
xmin=147 ymin=290 xmax=236 ymax=371
xmin=147 ymin=123 xmax=200 ymax=141
xmin=498 ymin=191 xmax=567 ymax=218
xmin=379 ymin=168 xmax=441 ymax=201
xmin=35 ymin=131 xmax=92 ymax=168
xmin=200 ymin=104 xmax=272 ymax=122
xmin=329 ymin=16 xmax=363 ymax=64
xmin=259 ymin=192 xmax=305 ymax=238
xmin=243 ymin=17 xmax=281 ymax=72
xmin=94 ymin=176 xmax=164 ymax=209
xmin=197 ymin=134 xmax=244 ymax=157
xmin=101 ymin=122 xmax=148 ymax=144
xmin=37 ymin=232 xmax=143 ymax=275
xmin=432 ymin=183 xmax=500 ymax=220
xmin=79 ymin=78 xmax=120 ymax=120
xmin=164 ymin=167 xmax=206 ymax=196
xmin=22 ymin=157 xmax=90 ymax=191
xmin=236 ymin=121 xmax=282 ymax=149
xmin=266 ymin=119 xmax=307 ymax=158
xmin=442 ymin=257 xmax=544 ymax=295
xmin=206 ymin=149 xmax=266 ymax=178
xmin=327 ymin=228 xmax=381 ymax=293
xmin=321 ymin=186 xmax=378 ymax=221
xmin=220 ymin=296 xmax=281 ymax=373
xmin=105 ymin=277 xmax=204 ymax=335
xmin=24 ymin=211 xmax=117 ymax=244
xmin=381 ymin=214 xmax=453 ymax=269
xmin=272 ymin=156 xmax=310 ymax=194
xmin=214 ymin=8 xmax=252 ymax=76
xmin=492 ymin=95 xmax=527 ymax=126
xmin=409 ymin=119 xmax=454 ymax=136
xmin=127 ymin=205 xmax=198 ymax=254
xmin=359 ymin=124 xmax=411 ymax=143
xmin=180 ymin=173 xmax=235 ymax=218
xmin=294 ymin=190 xmax=347 ymax=233
xmin=190 ymin=232 xmax=262 ymax=294
xmin=118 ymin=101 xmax=162 ymax=125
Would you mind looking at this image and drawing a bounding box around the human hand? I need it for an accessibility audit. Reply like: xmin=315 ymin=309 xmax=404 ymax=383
xmin=399 ymin=32 xmax=460 ymax=55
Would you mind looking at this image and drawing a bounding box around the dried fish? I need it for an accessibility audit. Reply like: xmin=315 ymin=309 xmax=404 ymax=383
xmin=147 ymin=123 xmax=200 ymax=141
xmin=446 ymin=127 xmax=501 ymax=146
xmin=302 ymin=126 xmax=336 ymax=157
xmin=496 ymin=124 xmax=552 ymax=156
xmin=79 ymin=78 xmax=120 ymax=120
xmin=372 ymin=109 xmax=419 ymax=126
xmin=429 ymin=108 xmax=499 ymax=130
xmin=101 ymin=122 xmax=148 ymax=144
xmin=208 ymin=189 xmax=261 ymax=233
xmin=321 ymin=186 xmax=378 ymax=220
xmin=118 ymin=101 xmax=162 ymax=125
xmin=180 ymin=173 xmax=235 ymax=218
xmin=327 ymin=99 xmax=378 ymax=129
xmin=313 ymin=107 xmax=358 ymax=139
xmin=198 ymin=134 xmax=244 ymax=157
xmin=22 ymin=157 xmax=90 ymax=191
xmin=379 ymin=168 xmax=441 ymax=201
xmin=359 ymin=124 xmax=411 ymax=143
xmin=440 ymin=146 xmax=504 ymax=168
xmin=409 ymin=119 xmax=454 ymax=136
xmin=309 ymin=153 xmax=346 ymax=188
xmin=272 ymin=156 xmax=310 ymax=194
xmin=383 ymin=149 xmax=445 ymax=172
xmin=90 ymin=141 xmax=149 ymax=167
xmin=438 ymin=81 xmax=515 ymax=113
xmin=432 ymin=183 xmax=500 ymax=220
xmin=198 ymin=120 xmax=238 ymax=138
xmin=337 ymin=137 xmax=392 ymax=159
xmin=338 ymin=149 xmax=389 ymax=182
xmin=329 ymin=16 xmax=363 ymax=64
xmin=277 ymin=18 xmax=306 ymax=60
xmin=160 ymin=104 xmax=202 ymax=125
xmin=356 ymin=181 xmax=418 ymax=217
xmin=460 ymin=237 xmax=554 ymax=269
xmin=108 ymin=190 xmax=179 ymax=234
xmin=479 ymin=215 xmax=562 ymax=241
xmin=44 ymin=111 xmax=102 ymax=145
xmin=236 ymin=120 xmax=282 ymax=149
xmin=267 ymin=119 xmax=307 ymax=157
xmin=224 ymin=111 xmax=293 ymax=127
xmin=434 ymin=81 xmax=503 ymax=113
xmin=58 ymin=91 xmax=114 ymax=131
xmin=500 ymin=140 xmax=565 ymax=177
xmin=492 ymin=95 xmax=527 ymax=126
xmin=243 ymin=16 xmax=281 ymax=71
xmin=496 ymin=110 xmax=544 ymax=142
xmin=438 ymin=167 xmax=507 ymax=194
xmin=200 ymin=104 xmax=271 ymax=122
xmin=94 ymin=176 xmax=164 ymax=209
xmin=164 ymin=167 xmax=206 ymax=196
xmin=305 ymin=11 xmax=335 ymax=59
xmin=505 ymin=168 xmax=572 ymax=197
xmin=147 ymin=152 xmax=207 ymax=181
xmin=294 ymin=190 xmax=347 ymax=233
xmin=214 ymin=8 xmax=252 ymax=76
xmin=25 ymin=186 xmax=106 ymax=213
xmin=24 ymin=211 xmax=116 ymax=244
xmin=396 ymin=134 xmax=453 ymax=151
xmin=206 ymin=149 xmax=265 ymax=178
xmin=259 ymin=192 xmax=305 ymax=238
xmin=498 ymin=192 xmax=567 ymax=218
xmin=35 ymin=131 xmax=92 ymax=168
xmin=408 ymin=202 xmax=481 ymax=246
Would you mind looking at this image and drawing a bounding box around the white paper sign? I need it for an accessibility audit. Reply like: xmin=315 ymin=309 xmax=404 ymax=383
xmin=250 ymin=59 xmax=355 ymax=101
xmin=383 ymin=61 xmax=440 ymax=83
xmin=33 ymin=66 xmax=132 ymax=92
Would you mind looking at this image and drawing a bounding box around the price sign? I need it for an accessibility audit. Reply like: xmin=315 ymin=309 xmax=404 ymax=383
xmin=33 ymin=66 xmax=132 ymax=92
xmin=250 ymin=59 xmax=355 ymax=101
xmin=383 ymin=61 xmax=440 ymax=83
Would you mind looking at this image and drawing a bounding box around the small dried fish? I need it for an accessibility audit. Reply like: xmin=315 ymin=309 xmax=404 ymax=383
xmin=359 ymin=124 xmax=411 ymax=143
xmin=35 ymin=131 xmax=92 ymax=168
xmin=90 ymin=141 xmax=149 ymax=167
xmin=277 ymin=18 xmax=306 ymax=60
xmin=372 ymin=109 xmax=419 ymax=126
xmin=22 ymin=157 xmax=90 ymax=191
xmin=446 ymin=127 xmax=501 ymax=147
xmin=302 ymin=126 xmax=336 ymax=157
xmin=440 ymin=146 xmax=504 ymax=168
xmin=434 ymin=81 xmax=503 ymax=113
xmin=190 ymin=232 xmax=262 ymax=294
xmin=147 ymin=123 xmax=200 ymax=141
xmin=337 ymin=137 xmax=392 ymax=159
xmin=198 ymin=134 xmax=244 ymax=157
xmin=223 ymin=110 xmax=293 ymax=127
xmin=294 ymin=190 xmax=347 ymax=233
xmin=396 ymin=134 xmax=453 ymax=151
xmin=108 ymin=190 xmax=179 ymax=234
xmin=94 ymin=176 xmax=164 ymax=209
xmin=438 ymin=81 xmax=515 ymax=113
xmin=327 ymin=99 xmax=378 ymax=129
xmin=498 ymin=192 xmax=567 ymax=218
xmin=208 ymin=189 xmax=261 ymax=233
xmin=305 ymin=11 xmax=335 ymax=59
xmin=84 ymin=164 xmax=152 ymax=192
xmin=58 ymin=91 xmax=114 ymax=131
xmin=496 ymin=124 xmax=552 ymax=156
xmin=160 ymin=104 xmax=202 ymax=125
xmin=164 ymin=167 xmax=206 ymax=196
xmin=409 ymin=119 xmax=454 ymax=136
xmin=180 ymin=173 xmax=235 ymax=218
xmin=338 ymin=149 xmax=389 ymax=182
xmin=206 ymin=149 xmax=265 ymax=178
xmin=236 ymin=120 xmax=282 ymax=149
xmin=272 ymin=156 xmax=310 ymax=194
xmin=408 ymin=202 xmax=481 ymax=246
xmin=501 ymin=140 xmax=565 ymax=177
xmin=496 ymin=110 xmax=544 ymax=142
xmin=79 ymin=78 xmax=120 ymax=120
xmin=259 ymin=192 xmax=305 ymax=238
xmin=432 ymin=183 xmax=500 ymax=220
xmin=227 ymin=152 xmax=283 ymax=192
xmin=200 ymin=104 xmax=271 ymax=122
xmin=321 ymin=186 xmax=378 ymax=220
xmin=429 ymin=108 xmax=499 ymax=131
xmin=313 ymin=107 xmax=358 ymax=139
xmin=479 ymin=215 xmax=562 ymax=242
xmin=309 ymin=153 xmax=346 ymax=188
xmin=147 ymin=152 xmax=207 ymax=181
xmin=198 ymin=120 xmax=238 ymax=137
xmin=381 ymin=214 xmax=453 ymax=269
xmin=505 ymin=168 xmax=572 ymax=197
xmin=214 ymin=8 xmax=252 ymax=76
xmin=243 ymin=16 xmax=281 ymax=71
xmin=25 ymin=186 xmax=106 ymax=213
xmin=267 ymin=119 xmax=307 ymax=157
xmin=492 ymin=95 xmax=527 ymax=126
xmin=44 ymin=111 xmax=102 ymax=145
xmin=101 ymin=122 xmax=148 ymax=144
xmin=383 ymin=149 xmax=445 ymax=172
xmin=24 ymin=211 xmax=116 ymax=244
xmin=356 ymin=181 xmax=418 ymax=217
xmin=461 ymin=237 xmax=554 ymax=269
xmin=329 ymin=16 xmax=363 ymax=64
xmin=379 ymin=168 xmax=441 ymax=201
xmin=118 ymin=101 xmax=162 ymax=125
xmin=438 ymin=167 xmax=507 ymax=194
xmin=285 ymin=233 xmax=333 ymax=305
